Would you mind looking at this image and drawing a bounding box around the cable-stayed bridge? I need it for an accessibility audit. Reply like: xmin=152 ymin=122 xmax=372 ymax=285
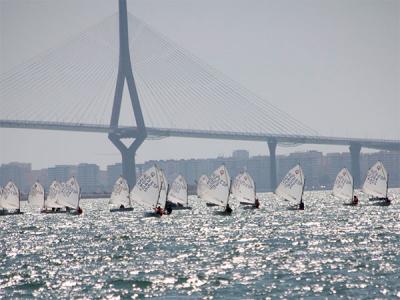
xmin=1 ymin=0 xmax=399 ymax=189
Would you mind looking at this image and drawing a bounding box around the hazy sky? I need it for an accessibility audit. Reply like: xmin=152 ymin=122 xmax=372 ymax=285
xmin=0 ymin=0 xmax=399 ymax=169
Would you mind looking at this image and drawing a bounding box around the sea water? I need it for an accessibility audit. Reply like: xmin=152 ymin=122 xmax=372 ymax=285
xmin=1 ymin=190 xmax=400 ymax=299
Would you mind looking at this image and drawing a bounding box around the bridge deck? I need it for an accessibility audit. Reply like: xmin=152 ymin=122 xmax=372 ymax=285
xmin=1 ymin=119 xmax=399 ymax=151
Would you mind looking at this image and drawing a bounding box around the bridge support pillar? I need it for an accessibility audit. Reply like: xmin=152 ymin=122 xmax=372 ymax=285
xmin=108 ymin=0 xmax=147 ymax=188
xmin=109 ymin=133 xmax=145 ymax=188
xmin=350 ymin=143 xmax=362 ymax=188
xmin=267 ymin=139 xmax=277 ymax=191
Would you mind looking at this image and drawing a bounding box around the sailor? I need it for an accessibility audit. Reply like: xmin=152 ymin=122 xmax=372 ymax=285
xmin=225 ymin=203 xmax=232 ymax=214
xmin=16 ymin=208 xmax=21 ymax=214
xmin=254 ymin=198 xmax=260 ymax=209
xmin=299 ymin=200 xmax=304 ymax=210
xmin=166 ymin=205 xmax=172 ymax=215
xmin=352 ymin=195 xmax=359 ymax=205
xmin=155 ymin=205 xmax=163 ymax=216
xmin=385 ymin=198 xmax=391 ymax=205
xmin=76 ymin=206 xmax=83 ymax=215
xmin=119 ymin=204 xmax=125 ymax=209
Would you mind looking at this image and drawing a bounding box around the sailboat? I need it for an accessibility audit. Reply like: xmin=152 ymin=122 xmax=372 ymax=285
xmin=275 ymin=164 xmax=305 ymax=210
xmin=200 ymin=165 xmax=232 ymax=214
xmin=131 ymin=165 xmax=170 ymax=216
xmin=109 ymin=176 xmax=133 ymax=212
xmin=43 ymin=180 xmax=67 ymax=213
xmin=56 ymin=177 xmax=82 ymax=214
xmin=232 ymin=171 xmax=259 ymax=209
xmin=197 ymin=175 xmax=209 ymax=199
xmin=28 ymin=181 xmax=46 ymax=212
xmin=167 ymin=175 xmax=191 ymax=210
xmin=332 ymin=168 xmax=356 ymax=205
xmin=362 ymin=161 xmax=390 ymax=205
xmin=0 ymin=181 xmax=23 ymax=215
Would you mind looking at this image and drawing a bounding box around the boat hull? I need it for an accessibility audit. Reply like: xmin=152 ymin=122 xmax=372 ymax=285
xmin=41 ymin=210 xmax=68 ymax=214
xmin=343 ymin=203 xmax=358 ymax=206
xmin=213 ymin=210 xmax=232 ymax=216
xmin=0 ymin=211 xmax=24 ymax=216
xmin=110 ymin=207 xmax=134 ymax=212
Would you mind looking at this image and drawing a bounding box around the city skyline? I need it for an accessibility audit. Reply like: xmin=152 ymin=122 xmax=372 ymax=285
xmin=2 ymin=149 xmax=399 ymax=194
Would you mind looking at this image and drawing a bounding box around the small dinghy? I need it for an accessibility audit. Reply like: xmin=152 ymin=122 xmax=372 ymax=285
xmin=0 ymin=182 xmax=23 ymax=215
xmin=200 ymin=165 xmax=232 ymax=215
xmin=363 ymin=161 xmax=391 ymax=205
xmin=167 ymin=175 xmax=191 ymax=210
xmin=232 ymin=171 xmax=259 ymax=209
xmin=43 ymin=181 xmax=67 ymax=213
xmin=56 ymin=177 xmax=83 ymax=215
xmin=28 ymin=181 xmax=46 ymax=212
xmin=331 ymin=168 xmax=358 ymax=206
xmin=109 ymin=176 xmax=133 ymax=212
xmin=131 ymin=165 xmax=171 ymax=217
xmin=275 ymin=164 xmax=305 ymax=210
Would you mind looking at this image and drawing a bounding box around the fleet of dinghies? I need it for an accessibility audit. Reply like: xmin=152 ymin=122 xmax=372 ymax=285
xmin=0 ymin=160 xmax=396 ymax=216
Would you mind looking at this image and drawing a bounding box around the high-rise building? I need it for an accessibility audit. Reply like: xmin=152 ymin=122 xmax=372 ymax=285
xmin=107 ymin=163 xmax=123 ymax=190
xmin=0 ymin=162 xmax=31 ymax=192
xmin=77 ymin=163 xmax=100 ymax=193
xmin=47 ymin=165 xmax=77 ymax=187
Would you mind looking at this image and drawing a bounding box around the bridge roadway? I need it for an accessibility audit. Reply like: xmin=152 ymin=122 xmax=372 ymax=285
xmin=1 ymin=119 xmax=399 ymax=150
xmin=1 ymin=119 xmax=400 ymax=189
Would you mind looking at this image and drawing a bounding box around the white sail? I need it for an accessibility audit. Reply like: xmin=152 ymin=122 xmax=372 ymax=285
xmin=109 ymin=176 xmax=130 ymax=207
xmin=57 ymin=177 xmax=80 ymax=209
xmin=131 ymin=165 xmax=161 ymax=210
xmin=0 ymin=181 xmax=20 ymax=209
xmin=275 ymin=164 xmax=305 ymax=203
xmin=232 ymin=171 xmax=256 ymax=204
xmin=197 ymin=175 xmax=209 ymax=198
xmin=201 ymin=165 xmax=231 ymax=207
xmin=168 ymin=175 xmax=188 ymax=206
xmin=157 ymin=168 xmax=168 ymax=209
xmin=362 ymin=161 xmax=388 ymax=198
xmin=28 ymin=181 xmax=45 ymax=209
xmin=46 ymin=181 xmax=64 ymax=208
xmin=332 ymin=168 xmax=353 ymax=201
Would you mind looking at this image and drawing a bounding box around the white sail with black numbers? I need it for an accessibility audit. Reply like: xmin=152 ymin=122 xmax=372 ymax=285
xmin=362 ymin=161 xmax=388 ymax=198
xmin=0 ymin=181 xmax=20 ymax=209
xmin=131 ymin=165 xmax=160 ymax=210
xmin=201 ymin=165 xmax=231 ymax=207
xmin=109 ymin=176 xmax=130 ymax=207
xmin=168 ymin=175 xmax=188 ymax=206
xmin=197 ymin=175 xmax=208 ymax=198
xmin=332 ymin=168 xmax=353 ymax=201
xmin=275 ymin=164 xmax=304 ymax=203
xmin=28 ymin=181 xmax=45 ymax=209
xmin=57 ymin=177 xmax=80 ymax=209
xmin=232 ymin=171 xmax=256 ymax=205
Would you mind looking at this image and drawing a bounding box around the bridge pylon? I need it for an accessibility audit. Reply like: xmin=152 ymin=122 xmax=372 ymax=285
xmin=109 ymin=0 xmax=147 ymax=188
xmin=350 ymin=143 xmax=361 ymax=188
xmin=267 ymin=139 xmax=277 ymax=191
